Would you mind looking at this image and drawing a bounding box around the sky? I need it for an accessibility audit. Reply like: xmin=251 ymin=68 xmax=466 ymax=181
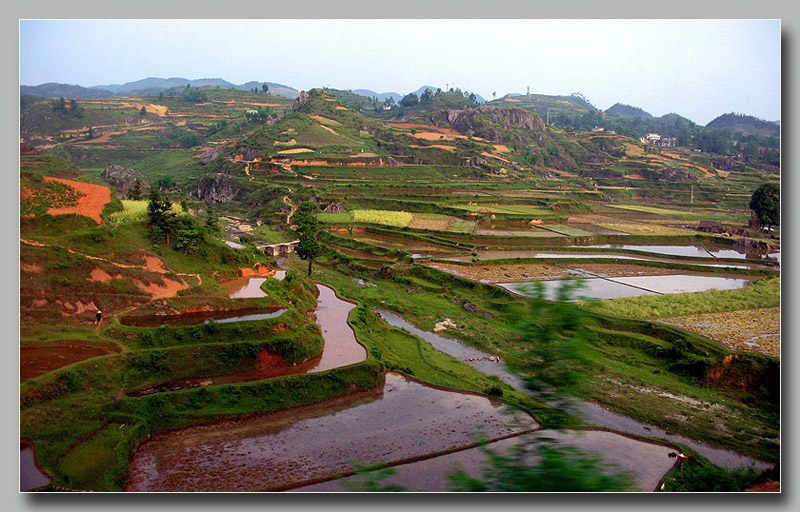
xmin=19 ymin=19 xmax=781 ymax=125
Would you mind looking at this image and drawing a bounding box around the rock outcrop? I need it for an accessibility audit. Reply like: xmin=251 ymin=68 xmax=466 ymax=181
xmin=432 ymin=105 xmax=546 ymax=143
xmin=660 ymin=167 xmax=698 ymax=182
xmin=100 ymin=164 xmax=141 ymax=196
xmin=194 ymin=173 xmax=244 ymax=204
xmin=292 ymin=91 xmax=310 ymax=112
xmin=200 ymin=146 xmax=227 ymax=165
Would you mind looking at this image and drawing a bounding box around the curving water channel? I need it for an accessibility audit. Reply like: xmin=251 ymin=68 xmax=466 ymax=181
xmin=128 ymin=283 xmax=366 ymax=396
xmin=374 ymin=310 xmax=772 ymax=472
xmin=20 ymin=441 xmax=50 ymax=491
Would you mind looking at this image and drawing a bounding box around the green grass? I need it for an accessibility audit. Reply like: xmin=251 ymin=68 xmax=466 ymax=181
xmin=581 ymin=277 xmax=780 ymax=319
xmin=607 ymin=203 xmax=732 ymax=220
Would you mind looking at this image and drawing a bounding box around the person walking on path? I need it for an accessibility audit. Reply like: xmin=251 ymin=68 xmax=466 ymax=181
xmin=95 ymin=310 xmax=102 ymax=326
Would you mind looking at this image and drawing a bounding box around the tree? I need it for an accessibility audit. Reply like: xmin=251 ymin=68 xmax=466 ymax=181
xmin=749 ymin=183 xmax=780 ymax=231
xmin=262 ymin=83 xmax=269 ymax=93
xmin=140 ymin=106 xmax=147 ymax=116
xmin=204 ymin=205 xmax=221 ymax=234
xmin=126 ymin=179 xmax=142 ymax=200
xmin=147 ymin=187 xmax=177 ymax=244
xmin=293 ymin=201 xmax=322 ymax=276
xmin=448 ymin=435 xmax=634 ymax=492
xmin=296 ymin=230 xmax=322 ymax=277
xmin=505 ymin=279 xmax=592 ymax=403
xmin=174 ymin=217 xmax=201 ymax=254
xmin=155 ymin=176 xmax=177 ymax=190
xmin=399 ymin=92 xmax=419 ymax=107
xmin=420 ymin=89 xmax=433 ymax=106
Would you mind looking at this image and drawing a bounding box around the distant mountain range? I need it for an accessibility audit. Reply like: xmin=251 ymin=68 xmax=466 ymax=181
xmin=21 ymin=77 xmax=301 ymax=100
xmin=20 ymin=78 xmax=776 ymax=131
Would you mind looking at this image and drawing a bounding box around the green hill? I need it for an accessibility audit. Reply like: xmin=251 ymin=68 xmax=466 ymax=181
xmin=706 ymin=113 xmax=780 ymax=137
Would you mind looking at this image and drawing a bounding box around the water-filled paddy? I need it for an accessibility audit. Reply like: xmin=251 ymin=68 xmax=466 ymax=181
xmin=20 ymin=341 xmax=118 ymax=383
xmin=294 ymin=429 xmax=676 ymax=492
xmin=20 ymin=442 xmax=50 ymax=491
xmin=119 ymin=306 xmax=286 ymax=327
xmin=572 ymin=243 xmax=780 ymax=262
xmin=220 ymin=277 xmax=269 ymax=298
xmin=375 ymin=310 xmax=771 ymax=471
xmin=128 ymin=283 xmax=365 ymax=395
xmin=499 ymin=275 xmax=751 ymax=301
xmin=125 ymin=372 xmax=537 ymax=492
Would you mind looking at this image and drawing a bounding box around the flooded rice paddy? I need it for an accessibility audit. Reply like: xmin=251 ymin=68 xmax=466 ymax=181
xmin=295 ymin=429 xmax=677 ymax=492
xmin=219 ymin=277 xmax=269 ymax=298
xmin=20 ymin=442 xmax=50 ymax=491
xmin=128 ymin=283 xmax=365 ymax=396
xmin=119 ymin=306 xmax=286 ymax=327
xmin=20 ymin=341 xmax=118 ymax=383
xmin=375 ymin=310 xmax=771 ymax=472
xmin=499 ymin=274 xmax=751 ymax=301
xmin=125 ymin=372 xmax=537 ymax=492
xmin=308 ymin=283 xmax=367 ymax=372
xmin=571 ymin=243 xmax=780 ymax=263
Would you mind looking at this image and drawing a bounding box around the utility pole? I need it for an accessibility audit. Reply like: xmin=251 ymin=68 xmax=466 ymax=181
xmin=690 ymin=185 xmax=694 ymax=210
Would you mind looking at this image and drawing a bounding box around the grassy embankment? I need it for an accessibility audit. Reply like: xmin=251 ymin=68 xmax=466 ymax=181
xmin=286 ymin=249 xmax=779 ymax=463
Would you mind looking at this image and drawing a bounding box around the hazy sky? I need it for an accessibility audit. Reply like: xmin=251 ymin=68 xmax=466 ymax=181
xmin=19 ymin=19 xmax=780 ymax=125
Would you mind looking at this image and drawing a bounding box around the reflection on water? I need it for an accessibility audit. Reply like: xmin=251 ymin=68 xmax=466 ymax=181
xmin=125 ymin=372 xmax=537 ymax=492
xmin=443 ymin=250 xmax=758 ymax=270
xmin=224 ymin=240 xmax=247 ymax=249
xmin=375 ymin=311 xmax=771 ymax=472
xmin=295 ymin=429 xmax=676 ymax=492
xmin=20 ymin=442 xmax=50 ymax=491
xmin=220 ymin=277 xmax=268 ymax=298
xmin=127 ymin=284 xmax=365 ymax=395
xmin=499 ymin=275 xmax=751 ymax=301
xmin=207 ymin=309 xmax=286 ymax=324
xmin=572 ymin=244 xmax=780 ymax=262
xmin=308 ymin=284 xmax=366 ymax=372
xmin=120 ymin=307 xmax=286 ymax=327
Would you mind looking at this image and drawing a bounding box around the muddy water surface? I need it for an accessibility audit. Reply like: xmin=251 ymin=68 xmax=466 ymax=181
xmin=128 ymin=283 xmax=364 ymax=395
xmin=20 ymin=341 xmax=118 ymax=382
xmin=220 ymin=277 xmax=269 ymax=298
xmin=20 ymin=442 xmax=50 ymax=491
xmin=125 ymin=372 xmax=538 ymax=492
xmin=376 ymin=310 xmax=771 ymax=471
xmin=308 ymin=284 xmax=366 ymax=372
xmin=573 ymin=243 xmax=780 ymax=262
xmin=296 ymin=429 xmax=676 ymax=492
xmin=119 ymin=306 xmax=286 ymax=327
xmin=499 ymin=275 xmax=751 ymax=301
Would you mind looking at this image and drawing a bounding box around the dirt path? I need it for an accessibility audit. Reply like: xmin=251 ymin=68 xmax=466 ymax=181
xmin=282 ymin=196 xmax=297 ymax=226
